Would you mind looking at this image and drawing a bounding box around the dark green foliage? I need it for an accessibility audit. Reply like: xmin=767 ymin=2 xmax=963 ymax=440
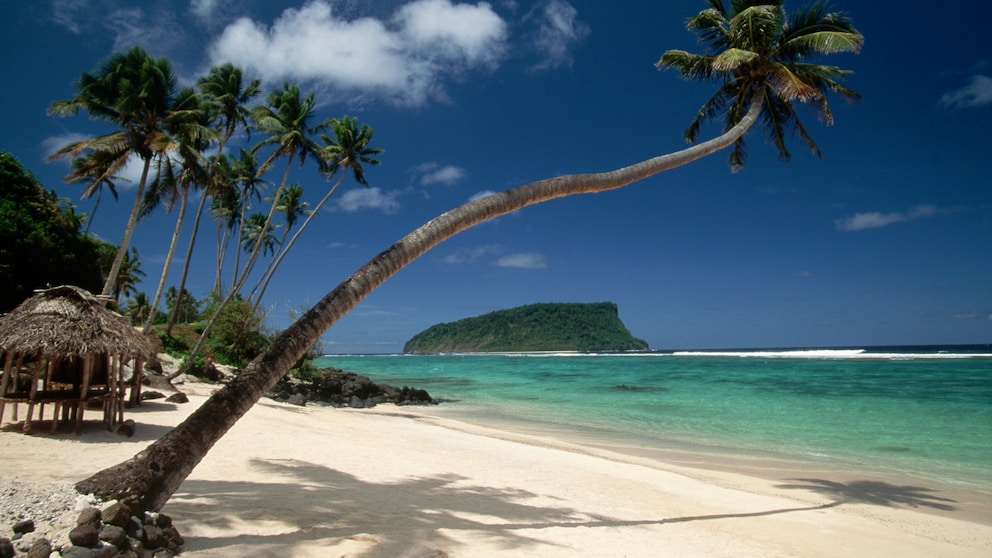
xmin=207 ymin=298 xmax=271 ymax=366
xmin=164 ymin=286 xmax=201 ymax=325
xmin=404 ymin=302 xmax=649 ymax=353
xmin=0 ymin=152 xmax=107 ymax=312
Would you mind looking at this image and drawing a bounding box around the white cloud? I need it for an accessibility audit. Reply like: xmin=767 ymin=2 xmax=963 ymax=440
xmin=207 ymin=0 xmax=507 ymax=106
xmin=413 ymin=162 xmax=467 ymax=186
xmin=438 ymin=244 xmax=503 ymax=264
xmin=334 ymin=187 xmax=401 ymax=213
xmin=835 ymin=205 xmax=938 ymax=232
xmin=495 ymin=252 xmax=547 ymax=269
xmin=939 ymin=75 xmax=992 ymax=109
xmin=530 ymin=0 xmax=589 ymax=71
xmin=50 ymin=0 xmax=85 ymax=34
xmin=190 ymin=0 xmax=222 ymax=21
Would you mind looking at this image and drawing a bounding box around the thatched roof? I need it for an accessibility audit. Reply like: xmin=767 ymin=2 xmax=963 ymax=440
xmin=0 ymin=285 xmax=155 ymax=359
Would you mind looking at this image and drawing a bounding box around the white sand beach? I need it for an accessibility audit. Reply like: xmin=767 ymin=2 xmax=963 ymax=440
xmin=2 ymin=381 xmax=990 ymax=557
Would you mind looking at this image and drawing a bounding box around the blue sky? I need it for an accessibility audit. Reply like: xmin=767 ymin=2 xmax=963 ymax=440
xmin=3 ymin=1 xmax=990 ymax=352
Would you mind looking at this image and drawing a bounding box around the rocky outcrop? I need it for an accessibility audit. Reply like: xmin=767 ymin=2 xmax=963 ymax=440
xmin=267 ymin=368 xmax=436 ymax=408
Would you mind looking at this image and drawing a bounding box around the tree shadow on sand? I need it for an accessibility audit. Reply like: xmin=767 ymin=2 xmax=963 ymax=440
xmin=166 ymin=459 xmax=886 ymax=556
xmin=776 ymin=478 xmax=957 ymax=512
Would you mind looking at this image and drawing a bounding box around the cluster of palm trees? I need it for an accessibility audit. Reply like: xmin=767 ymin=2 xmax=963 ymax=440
xmin=48 ymin=49 xmax=383 ymax=348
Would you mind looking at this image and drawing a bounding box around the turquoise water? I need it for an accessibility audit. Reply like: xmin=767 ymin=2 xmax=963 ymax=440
xmin=313 ymin=346 xmax=992 ymax=487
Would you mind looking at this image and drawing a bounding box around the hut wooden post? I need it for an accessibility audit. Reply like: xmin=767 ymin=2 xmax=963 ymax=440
xmin=74 ymin=354 xmax=94 ymax=435
xmin=23 ymin=358 xmax=45 ymax=433
xmin=0 ymin=350 xmax=16 ymax=427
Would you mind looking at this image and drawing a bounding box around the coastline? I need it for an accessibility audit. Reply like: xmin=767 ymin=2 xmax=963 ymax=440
xmin=2 ymin=380 xmax=990 ymax=556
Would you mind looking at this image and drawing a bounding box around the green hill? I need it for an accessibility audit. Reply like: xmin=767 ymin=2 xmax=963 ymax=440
xmin=403 ymin=302 xmax=649 ymax=354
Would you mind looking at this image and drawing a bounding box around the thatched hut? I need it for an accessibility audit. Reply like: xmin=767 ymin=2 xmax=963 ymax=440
xmin=0 ymin=285 xmax=155 ymax=434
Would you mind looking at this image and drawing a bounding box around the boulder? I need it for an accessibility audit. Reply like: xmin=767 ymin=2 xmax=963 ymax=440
xmin=101 ymin=502 xmax=132 ymax=528
xmin=0 ymin=538 xmax=13 ymax=558
xmin=77 ymin=508 xmax=102 ymax=528
xmin=99 ymin=525 xmax=128 ymax=549
xmin=11 ymin=519 xmax=34 ymax=534
xmin=68 ymin=524 xmax=100 ymax=547
xmin=165 ymin=392 xmax=189 ymax=404
xmin=25 ymin=537 xmax=51 ymax=558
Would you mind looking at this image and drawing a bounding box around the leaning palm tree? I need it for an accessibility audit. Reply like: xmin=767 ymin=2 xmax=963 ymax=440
xmin=250 ymin=116 xmax=383 ymax=306
xmin=48 ymin=46 xmax=182 ymax=297
xmin=77 ymin=1 xmax=862 ymax=513
xmin=141 ymin=88 xmax=213 ymax=333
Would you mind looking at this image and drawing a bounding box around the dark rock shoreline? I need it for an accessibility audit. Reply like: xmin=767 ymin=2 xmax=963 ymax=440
xmin=266 ymin=367 xmax=436 ymax=409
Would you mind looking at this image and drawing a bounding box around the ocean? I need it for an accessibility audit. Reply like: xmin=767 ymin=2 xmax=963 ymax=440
xmin=313 ymin=346 xmax=992 ymax=491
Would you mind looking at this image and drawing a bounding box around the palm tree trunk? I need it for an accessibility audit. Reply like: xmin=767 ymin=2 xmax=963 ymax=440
xmin=143 ymin=186 xmax=190 ymax=333
xmin=167 ymin=189 xmax=210 ymax=335
xmin=252 ymin=173 xmax=346 ymax=308
xmin=100 ymin=157 xmax=152 ymax=296
xmin=77 ymin=99 xmax=761 ymax=513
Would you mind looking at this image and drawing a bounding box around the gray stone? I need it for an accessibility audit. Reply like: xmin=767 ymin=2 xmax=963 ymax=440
xmin=287 ymin=393 xmax=307 ymax=406
xmin=99 ymin=524 xmax=128 ymax=549
xmin=0 ymin=538 xmax=14 ymax=558
xmin=141 ymin=390 xmax=166 ymax=400
xmin=165 ymin=392 xmax=188 ymax=404
xmin=143 ymin=525 xmax=165 ymax=549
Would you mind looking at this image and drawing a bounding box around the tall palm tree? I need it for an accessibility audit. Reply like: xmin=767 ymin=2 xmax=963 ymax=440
xmin=48 ymin=46 xmax=183 ymax=297
xmin=124 ymin=292 xmax=151 ymax=326
xmin=251 ymin=116 xmax=382 ymax=306
xmin=111 ymin=247 xmax=145 ymax=304
xmin=235 ymin=82 xmax=330 ymax=294
xmin=66 ymin=149 xmax=122 ymax=233
xmin=167 ymin=64 xmax=261 ymax=332
xmin=141 ymin=87 xmax=213 ymax=332
xmin=248 ymin=182 xmax=311 ymax=303
xmin=77 ymin=1 xmax=862 ymax=513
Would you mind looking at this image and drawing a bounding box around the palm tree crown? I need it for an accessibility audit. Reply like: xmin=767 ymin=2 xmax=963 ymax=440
xmin=657 ymin=0 xmax=863 ymax=169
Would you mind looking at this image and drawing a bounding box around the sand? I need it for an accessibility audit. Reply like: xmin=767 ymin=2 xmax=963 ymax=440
xmin=1 ymin=380 xmax=990 ymax=557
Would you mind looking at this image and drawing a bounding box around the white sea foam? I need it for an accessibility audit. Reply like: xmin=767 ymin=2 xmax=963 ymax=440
xmin=669 ymin=349 xmax=992 ymax=360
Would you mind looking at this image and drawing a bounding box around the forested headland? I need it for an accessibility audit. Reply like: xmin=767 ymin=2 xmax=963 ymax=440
xmin=403 ymin=302 xmax=649 ymax=353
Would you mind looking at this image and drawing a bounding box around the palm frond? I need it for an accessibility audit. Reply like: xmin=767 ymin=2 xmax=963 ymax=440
xmin=712 ymin=48 xmax=758 ymax=71
xmin=657 ymin=50 xmax=718 ymax=81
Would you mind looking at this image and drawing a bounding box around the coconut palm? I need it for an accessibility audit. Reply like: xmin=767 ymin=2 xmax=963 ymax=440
xmin=247 ymin=182 xmax=310 ymax=303
xmin=140 ymin=87 xmax=213 ymax=332
xmin=657 ymin=0 xmax=862 ymax=169
xmin=251 ymin=116 xmax=382 ymax=306
xmin=77 ymin=1 xmax=862 ymax=513
xmin=234 ymin=82 xmax=330 ymax=294
xmin=48 ymin=46 xmax=183 ymax=297
xmin=111 ymin=247 xmax=145 ymax=304
xmin=66 ymin=149 xmax=122 ymax=233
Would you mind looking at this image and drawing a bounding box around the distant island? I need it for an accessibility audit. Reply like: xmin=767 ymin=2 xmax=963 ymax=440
xmin=403 ymin=302 xmax=649 ymax=354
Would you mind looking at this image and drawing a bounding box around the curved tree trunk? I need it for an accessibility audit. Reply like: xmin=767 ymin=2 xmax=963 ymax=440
xmin=167 ymin=190 xmax=210 ymax=335
xmin=77 ymin=99 xmax=761 ymax=513
xmin=144 ymin=186 xmax=190 ymax=333
xmin=100 ymin=157 xmax=152 ymax=296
